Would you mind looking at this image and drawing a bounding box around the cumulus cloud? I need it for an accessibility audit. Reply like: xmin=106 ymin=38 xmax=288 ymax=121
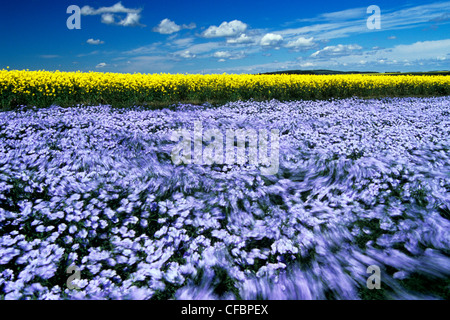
xmin=101 ymin=13 xmax=115 ymax=24
xmin=153 ymin=19 xmax=196 ymax=34
xmin=202 ymin=20 xmax=247 ymax=38
xmin=213 ymin=51 xmax=232 ymax=59
xmin=311 ymin=44 xmax=362 ymax=58
xmin=95 ymin=62 xmax=107 ymax=68
xmin=153 ymin=19 xmax=181 ymax=34
xmin=226 ymin=33 xmax=254 ymax=44
xmin=87 ymin=39 xmax=104 ymax=45
xmin=285 ymin=36 xmax=315 ymax=49
xmin=260 ymin=33 xmax=283 ymax=47
xmin=81 ymin=2 xmax=144 ymax=27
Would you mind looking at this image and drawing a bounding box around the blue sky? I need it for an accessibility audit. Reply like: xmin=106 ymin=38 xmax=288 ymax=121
xmin=1 ymin=0 xmax=449 ymax=74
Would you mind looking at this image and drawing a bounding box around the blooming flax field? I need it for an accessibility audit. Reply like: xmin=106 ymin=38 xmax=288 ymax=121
xmin=0 ymin=97 xmax=449 ymax=300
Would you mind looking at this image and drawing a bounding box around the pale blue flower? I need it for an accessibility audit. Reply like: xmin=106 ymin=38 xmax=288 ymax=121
xmin=0 ymin=97 xmax=449 ymax=299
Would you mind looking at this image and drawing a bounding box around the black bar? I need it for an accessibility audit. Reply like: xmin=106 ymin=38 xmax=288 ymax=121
xmin=0 ymin=300 xmax=446 ymax=319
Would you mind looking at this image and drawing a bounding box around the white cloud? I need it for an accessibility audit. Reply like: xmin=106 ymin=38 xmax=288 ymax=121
xmin=311 ymin=44 xmax=362 ymax=58
xmin=381 ymin=2 xmax=450 ymax=30
xmin=285 ymin=36 xmax=315 ymax=49
xmin=178 ymin=50 xmax=196 ymax=59
xmin=304 ymin=39 xmax=450 ymax=70
xmin=430 ymin=12 xmax=450 ymax=22
xmin=212 ymin=51 xmax=245 ymax=60
xmin=80 ymin=6 xmax=96 ymax=15
xmin=299 ymin=62 xmax=315 ymax=68
xmin=81 ymin=2 xmax=144 ymax=27
xmin=182 ymin=22 xmax=196 ymax=30
xmin=122 ymin=42 xmax=164 ymax=55
xmin=170 ymin=37 xmax=195 ymax=48
xmin=320 ymin=7 xmax=366 ymax=21
xmin=97 ymin=2 xmax=450 ymax=74
xmin=118 ymin=13 xmax=143 ymax=27
xmin=213 ymin=51 xmax=232 ymax=59
xmin=153 ymin=19 xmax=181 ymax=34
xmin=202 ymin=20 xmax=247 ymax=38
xmin=226 ymin=34 xmax=254 ymax=44
xmin=174 ymin=42 xmax=222 ymax=56
xmin=153 ymin=19 xmax=196 ymax=34
xmin=260 ymin=33 xmax=283 ymax=47
xmin=101 ymin=13 xmax=115 ymax=24
xmin=379 ymin=39 xmax=450 ymax=61
xmin=300 ymin=7 xmax=367 ymax=22
xmin=96 ymin=62 xmax=107 ymax=68
xmin=276 ymin=2 xmax=450 ymax=41
xmin=388 ymin=36 xmax=397 ymax=40
xmin=81 ymin=2 xmax=140 ymax=15
xmin=196 ymin=37 xmax=450 ymax=74
xmin=87 ymin=39 xmax=104 ymax=45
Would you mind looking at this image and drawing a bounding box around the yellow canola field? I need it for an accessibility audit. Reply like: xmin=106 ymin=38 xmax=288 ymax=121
xmin=1 ymin=69 xmax=449 ymax=108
